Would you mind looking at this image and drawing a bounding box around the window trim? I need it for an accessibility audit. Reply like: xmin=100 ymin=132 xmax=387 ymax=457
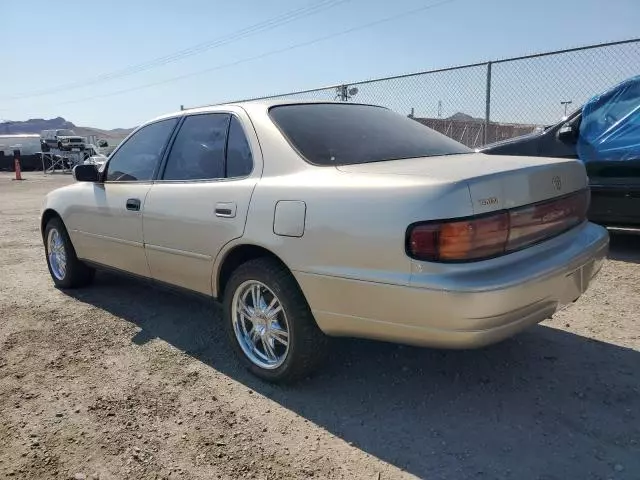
xmin=154 ymin=115 xmax=187 ymax=182
xmin=103 ymin=116 xmax=181 ymax=184
xmin=224 ymin=114 xmax=255 ymax=180
xmin=155 ymin=111 xmax=255 ymax=184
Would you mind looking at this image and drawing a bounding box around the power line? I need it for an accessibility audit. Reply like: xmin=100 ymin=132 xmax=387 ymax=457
xmin=48 ymin=0 xmax=458 ymax=108
xmin=4 ymin=0 xmax=350 ymax=100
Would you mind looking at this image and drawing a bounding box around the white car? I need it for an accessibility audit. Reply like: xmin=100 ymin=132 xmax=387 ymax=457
xmin=40 ymin=101 xmax=609 ymax=382
xmin=81 ymin=144 xmax=108 ymax=167
xmin=83 ymin=156 xmax=107 ymax=167
xmin=41 ymin=129 xmax=86 ymax=152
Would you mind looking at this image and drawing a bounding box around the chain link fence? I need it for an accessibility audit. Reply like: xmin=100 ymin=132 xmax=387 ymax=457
xmin=216 ymin=38 xmax=640 ymax=148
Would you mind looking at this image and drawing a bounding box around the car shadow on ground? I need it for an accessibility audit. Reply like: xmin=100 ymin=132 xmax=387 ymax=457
xmin=608 ymin=231 xmax=640 ymax=264
xmin=65 ymin=270 xmax=640 ymax=479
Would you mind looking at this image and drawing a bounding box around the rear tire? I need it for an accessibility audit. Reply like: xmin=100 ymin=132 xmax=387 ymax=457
xmin=44 ymin=217 xmax=95 ymax=289
xmin=223 ymin=258 xmax=328 ymax=383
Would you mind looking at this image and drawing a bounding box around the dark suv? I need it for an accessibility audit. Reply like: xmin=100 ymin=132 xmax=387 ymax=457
xmin=480 ymin=78 xmax=640 ymax=228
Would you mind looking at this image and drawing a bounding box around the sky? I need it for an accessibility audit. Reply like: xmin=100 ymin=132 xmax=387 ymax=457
xmin=2 ymin=0 xmax=639 ymax=129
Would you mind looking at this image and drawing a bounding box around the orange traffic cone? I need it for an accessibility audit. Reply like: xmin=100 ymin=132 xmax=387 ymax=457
xmin=14 ymin=157 xmax=23 ymax=181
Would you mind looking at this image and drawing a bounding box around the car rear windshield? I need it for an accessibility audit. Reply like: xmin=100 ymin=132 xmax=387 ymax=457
xmin=269 ymin=103 xmax=471 ymax=166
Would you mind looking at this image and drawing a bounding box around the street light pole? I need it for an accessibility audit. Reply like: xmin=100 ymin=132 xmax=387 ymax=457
xmin=560 ymin=100 xmax=573 ymax=117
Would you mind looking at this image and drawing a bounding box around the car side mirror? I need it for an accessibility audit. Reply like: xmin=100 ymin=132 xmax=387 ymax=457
xmin=73 ymin=164 xmax=99 ymax=182
xmin=557 ymin=123 xmax=578 ymax=142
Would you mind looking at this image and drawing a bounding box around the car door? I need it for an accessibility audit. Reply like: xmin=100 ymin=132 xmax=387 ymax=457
xmin=143 ymin=111 xmax=258 ymax=295
xmin=66 ymin=117 xmax=179 ymax=276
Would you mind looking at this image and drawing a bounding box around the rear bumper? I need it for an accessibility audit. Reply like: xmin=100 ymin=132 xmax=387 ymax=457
xmin=295 ymin=222 xmax=609 ymax=348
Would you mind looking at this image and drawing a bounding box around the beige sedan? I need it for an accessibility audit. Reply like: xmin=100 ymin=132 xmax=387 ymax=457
xmin=41 ymin=101 xmax=609 ymax=382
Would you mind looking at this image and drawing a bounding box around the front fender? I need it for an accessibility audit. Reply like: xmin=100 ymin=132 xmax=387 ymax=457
xmin=39 ymin=184 xmax=80 ymax=234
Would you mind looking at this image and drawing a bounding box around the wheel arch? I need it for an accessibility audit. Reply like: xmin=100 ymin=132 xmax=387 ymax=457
xmin=41 ymin=208 xmax=63 ymax=238
xmin=214 ymin=243 xmax=292 ymax=300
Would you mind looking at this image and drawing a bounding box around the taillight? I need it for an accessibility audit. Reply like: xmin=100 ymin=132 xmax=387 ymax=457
xmin=507 ymin=189 xmax=589 ymax=251
xmin=407 ymin=189 xmax=589 ymax=262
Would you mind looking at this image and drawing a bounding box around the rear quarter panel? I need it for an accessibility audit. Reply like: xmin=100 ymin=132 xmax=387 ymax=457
xmin=235 ymin=167 xmax=474 ymax=286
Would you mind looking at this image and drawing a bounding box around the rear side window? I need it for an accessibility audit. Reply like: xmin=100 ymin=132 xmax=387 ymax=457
xmin=163 ymin=114 xmax=230 ymax=181
xmin=270 ymin=103 xmax=471 ymax=166
xmin=225 ymin=116 xmax=253 ymax=178
xmin=106 ymin=118 xmax=178 ymax=182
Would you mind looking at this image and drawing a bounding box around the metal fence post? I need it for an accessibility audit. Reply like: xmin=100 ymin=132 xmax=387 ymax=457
xmin=484 ymin=61 xmax=492 ymax=145
xmin=336 ymin=85 xmax=348 ymax=101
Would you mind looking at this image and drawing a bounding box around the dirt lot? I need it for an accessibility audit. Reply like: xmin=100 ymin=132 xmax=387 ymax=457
xmin=0 ymin=172 xmax=639 ymax=480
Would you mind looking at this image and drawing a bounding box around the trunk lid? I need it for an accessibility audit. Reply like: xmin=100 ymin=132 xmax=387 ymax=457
xmin=337 ymin=153 xmax=588 ymax=214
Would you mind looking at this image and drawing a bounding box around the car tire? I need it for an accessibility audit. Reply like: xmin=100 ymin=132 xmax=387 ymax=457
xmin=44 ymin=217 xmax=95 ymax=289
xmin=223 ymin=257 xmax=328 ymax=383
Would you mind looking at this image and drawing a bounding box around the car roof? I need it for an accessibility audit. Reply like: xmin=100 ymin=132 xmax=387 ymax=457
xmin=143 ymin=100 xmax=386 ymax=125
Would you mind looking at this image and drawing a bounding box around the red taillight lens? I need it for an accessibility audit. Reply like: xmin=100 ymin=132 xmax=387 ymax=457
xmin=439 ymin=213 xmax=509 ymax=260
xmin=408 ymin=213 xmax=509 ymax=261
xmin=407 ymin=189 xmax=589 ymax=262
xmin=407 ymin=224 xmax=439 ymax=260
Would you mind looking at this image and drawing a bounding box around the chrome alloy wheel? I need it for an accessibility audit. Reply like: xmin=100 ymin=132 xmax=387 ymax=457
xmin=231 ymin=280 xmax=290 ymax=370
xmin=47 ymin=228 xmax=67 ymax=281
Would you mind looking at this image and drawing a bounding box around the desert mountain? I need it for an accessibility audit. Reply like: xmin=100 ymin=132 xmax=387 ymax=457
xmin=0 ymin=117 xmax=134 ymax=144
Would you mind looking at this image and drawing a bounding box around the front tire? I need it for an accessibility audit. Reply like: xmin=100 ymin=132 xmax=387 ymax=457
xmin=44 ymin=217 xmax=95 ymax=289
xmin=223 ymin=258 xmax=328 ymax=383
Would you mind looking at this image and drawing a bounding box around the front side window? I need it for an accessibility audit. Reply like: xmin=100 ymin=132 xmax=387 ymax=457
xmin=106 ymin=118 xmax=178 ymax=182
xmin=270 ymin=103 xmax=472 ymax=166
xmin=163 ymin=114 xmax=230 ymax=181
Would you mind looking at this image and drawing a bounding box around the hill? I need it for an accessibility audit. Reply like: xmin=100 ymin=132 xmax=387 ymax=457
xmin=446 ymin=112 xmax=485 ymax=122
xmin=0 ymin=117 xmax=134 ymax=145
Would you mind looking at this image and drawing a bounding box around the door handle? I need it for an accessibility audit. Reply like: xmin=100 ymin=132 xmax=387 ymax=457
xmin=126 ymin=198 xmax=141 ymax=211
xmin=215 ymin=202 xmax=236 ymax=218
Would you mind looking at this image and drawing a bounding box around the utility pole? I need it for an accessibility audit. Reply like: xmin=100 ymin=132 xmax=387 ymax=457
xmin=335 ymin=84 xmax=358 ymax=102
xmin=560 ymin=100 xmax=572 ymax=117
xmin=484 ymin=61 xmax=492 ymax=145
xmin=335 ymin=85 xmax=348 ymax=101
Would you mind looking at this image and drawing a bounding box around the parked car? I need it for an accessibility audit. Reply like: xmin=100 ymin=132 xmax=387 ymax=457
xmin=41 ymin=129 xmax=86 ymax=152
xmin=82 ymin=155 xmax=108 ymax=168
xmin=40 ymin=101 xmax=608 ymax=382
xmin=479 ymin=75 xmax=640 ymax=228
xmin=82 ymin=143 xmax=109 ymax=167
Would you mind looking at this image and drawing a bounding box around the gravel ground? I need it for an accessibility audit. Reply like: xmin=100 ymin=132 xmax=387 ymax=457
xmin=0 ymin=171 xmax=639 ymax=480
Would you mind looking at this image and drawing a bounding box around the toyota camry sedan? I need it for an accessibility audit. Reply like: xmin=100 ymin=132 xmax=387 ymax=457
xmin=41 ymin=101 xmax=609 ymax=382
